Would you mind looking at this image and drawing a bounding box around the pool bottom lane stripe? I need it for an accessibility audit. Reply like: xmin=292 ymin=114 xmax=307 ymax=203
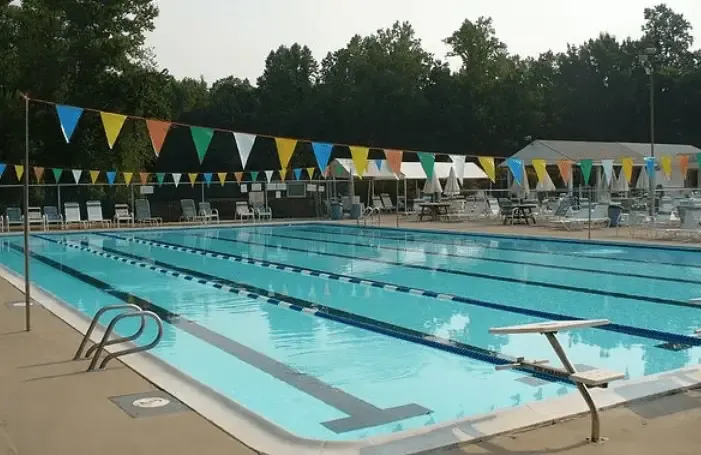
xmin=99 ymin=233 xmax=701 ymax=348
xmin=10 ymin=241 xmax=431 ymax=434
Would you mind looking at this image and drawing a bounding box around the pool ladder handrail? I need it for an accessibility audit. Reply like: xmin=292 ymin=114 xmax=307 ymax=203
xmin=358 ymin=206 xmax=381 ymax=227
xmin=73 ymin=304 xmax=164 ymax=372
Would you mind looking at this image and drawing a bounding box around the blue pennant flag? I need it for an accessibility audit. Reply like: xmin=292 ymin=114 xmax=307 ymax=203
xmin=506 ymin=158 xmax=524 ymax=185
xmin=645 ymin=157 xmax=656 ymax=176
xmin=55 ymin=105 xmax=84 ymax=143
xmin=293 ymin=168 xmax=302 ymax=180
xmin=203 ymin=172 xmax=213 ymax=185
xmin=312 ymin=142 xmax=333 ymax=171
xmin=106 ymin=171 xmax=116 ymax=185
xmin=375 ymin=159 xmax=383 ymax=171
xmin=0 ymin=163 xmax=5 ymax=179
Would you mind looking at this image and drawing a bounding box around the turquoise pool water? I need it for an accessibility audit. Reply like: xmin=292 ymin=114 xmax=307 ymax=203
xmin=1 ymin=223 xmax=700 ymax=440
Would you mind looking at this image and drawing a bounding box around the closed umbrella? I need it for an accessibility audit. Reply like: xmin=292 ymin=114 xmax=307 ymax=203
xmin=443 ymin=167 xmax=461 ymax=197
xmin=636 ymin=165 xmax=649 ymax=190
xmin=423 ymin=171 xmax=443 ymax=195
xmin=614 ymin=168 xmax=629 ymax=193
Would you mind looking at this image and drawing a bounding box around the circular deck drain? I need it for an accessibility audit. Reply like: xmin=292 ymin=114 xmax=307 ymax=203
xmin=132 ymin=397 xmax=170 ymax=408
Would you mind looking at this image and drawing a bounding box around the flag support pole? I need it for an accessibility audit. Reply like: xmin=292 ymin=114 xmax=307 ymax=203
xmin=22 ymin=93 xmax=32 ymax=331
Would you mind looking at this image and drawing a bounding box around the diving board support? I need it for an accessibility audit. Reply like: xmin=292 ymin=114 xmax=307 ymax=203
xmin=489 ymin=319 xmax=624 ymax=443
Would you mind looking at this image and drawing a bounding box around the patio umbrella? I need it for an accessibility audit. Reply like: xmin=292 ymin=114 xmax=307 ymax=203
xmin=423 ymin=171 xmax=443 ymax=194
xmin=535 ymin=170 xmax=556 ymax=192
xmin=443 ymin=167 xmax=461 ymax=197
xmin=635 ymin=165 xmax=649 ymax=190
xmin=613 ymin=168 xmax=629 ymax=193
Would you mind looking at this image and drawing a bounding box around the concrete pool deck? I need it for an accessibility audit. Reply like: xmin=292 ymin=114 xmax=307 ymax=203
xmin=1 ymin=221 xmax=701 ymax=454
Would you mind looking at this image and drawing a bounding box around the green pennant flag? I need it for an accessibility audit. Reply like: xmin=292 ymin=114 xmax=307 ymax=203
xmin=417 ymin=152 xmax=436 ymax=179
xmin=190 ymin=126 xmax=214 ymax=163
xmin=52 ymin=168 xmax=63 ymax=182
xmin=156 ymin=172 xmax=165 ymax=186
xmin=580 ymin=159 xmax=593 ymax=185
xmin=250 ymin=171 xmax=259 ymax=181
xmin=696 ymin=153 xmax=701 ymax=172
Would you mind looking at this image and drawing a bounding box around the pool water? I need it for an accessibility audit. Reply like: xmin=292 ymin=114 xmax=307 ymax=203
xmin=1 ymin=223 xmax=700 ymax=440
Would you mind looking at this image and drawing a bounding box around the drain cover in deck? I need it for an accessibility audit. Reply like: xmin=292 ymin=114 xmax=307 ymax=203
xmin=109 ymin=390 xmax=187 ymax=418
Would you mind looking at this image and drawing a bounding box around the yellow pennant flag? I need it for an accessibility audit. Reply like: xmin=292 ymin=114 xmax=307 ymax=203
xmin=89 ymin=170 xmax=100 ymax=184
xmin=234 ymin=172 xmax=243 ymax=184
xmin=621 ymin=157 xmax=634 ymax=183
xmin=217 ymin=172 xmax=227 ymax=186
xmin=188 ymin=173 xmax=198 ymax=187
xmin=123 ymin=172 xmax=133 ymax=185
xmin=279 ymin=168 xmax=288 ymax=181
xmin=478 ymin=157 xmax=495 ymax=183
xmin=99 ymin=112 xmax=128 ymax=149
xmin=661 ymin=155 xmax=672 ymax=180
xmin=350 ymin=146 xmax=369 ymax=177
xmin=305 ymin=167 xmax=315 ymax=179
xmin=33 ymin=166 xmax=45 ymax=182
xmin=531 ymin=159 xmax=549 ymax=184
xmin=15 ymin=165 xmax=24 ymax=180
xmin=274 ymin=138 xmax=298 ymax=169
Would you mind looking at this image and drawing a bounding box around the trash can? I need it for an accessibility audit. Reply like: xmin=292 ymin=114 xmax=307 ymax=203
xmin=608 ymin=204 xmax=622 ymax=227
xmin=330 ymin=202 xmax=343 ymax=220
xmin=349 ymin=203 xmax=362 ymax=220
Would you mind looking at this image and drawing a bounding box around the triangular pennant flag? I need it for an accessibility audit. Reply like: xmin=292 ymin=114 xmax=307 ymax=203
xmin=89 ymin=170 xmax=100 ymax=184
xmin=99 ymin=112 xmax=127 ymax=149
xmin=645 ymin=157 xmax=655 ymax=176
xmin=250 ymin=171 xmax=259 ymax=182
xmin=156 ymin=172 xmax=165 ymax=186
xmin=203 ymin=173 xmax=213 ymax=186
xmin=306 ymin=167 xmax=315 ymax=180
xmin=55 ymin=105 xmax=83 ymax=143
xmin=139 ymin=172 xmax=149 ymax=185
xmin=71 ymin=169 xmax=82 ymax=183
xmin=601 ymin=159 xmax=614 ymax=184
xmin=15 ymin=165 xmax=24 ymax=180
xmin=264 ymin=170 xmax=274 ymax=183
xmin=449 ymin=155 xmax=466 ymax=185
xmin=312 ymin=142 xmax=333 ymax=171
xmin=123 ymin=172 xmax=134 ymax=185
xmin=384 ymin=150 xmax=403 ymax=175
xmin=275 ymin=138 xmax=298 ymax=169
xmin=106 ymin=171 xmax=117 ymax=185
xmin=416 ymin=152 xmax=435 ymax=179
xmin=478 ymin=157 xmax=496 ymax=183
xmin=233 ymin=132 xmax=256 ymax=168
xmin=188 ymin=172 xmax=198 ymax=187
xmin=350 ymin=146 xmax=370 ymax=177
xmin=0 ymin=163 xmax=5 ymax=179
xmin=52 ymin=168 xmax=63 ymax=182
xmin=293 ymin=168 xmax=302 ymax=180
xmin=279 ymin=169 xmax=288 ymax=180
xmin=557 ymin=160 xmax=572 ymax=184
xmin=532 ymin=159 xmax=549 ymax=184
xmin=190 ymin=126 xmax=214 ymax=163
xmin=622 ymin=158 xmax=634 ymax=183
xmin=506 ymin=158 xmax=523 ymax=185
xmin=33 ymin=166 xmax=44 ymax=182
xmin=660 ymin=156 xmax=672 ymax=180
xmin=580 ymin=159 xmax=593 ymax=185
xmin=145 ymin=119 xmax=171 ymax=156
xmin=234 ymin=172 xmax=243 ymax=184
xmin=217 ymin=172 xmax=227 ymax=186
xmin=696 ymin=154 xmax=701 ymax=176
xmin=374 ymin=159 xmax=383 ymax=171
xmin=172 ymin=173 xmax=182 ymax=188
xmin=679 ymin=155 xmax=690 ymax=180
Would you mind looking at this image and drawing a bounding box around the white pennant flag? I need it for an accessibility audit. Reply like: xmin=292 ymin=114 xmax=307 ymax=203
xmin=71 ymin=169 xmax=82 ymax=183
xmin=234 ymin=132 xmax=256 ymax=169
xmin=449 ymin=155 xmax=466 ymax=185
xmin=601 ymin=159 xmax=614 ymax=185
xmin=172 ymin=173 xmax=182 ymax=188
xmin=264 ymin=170 xmax=274 ymax=183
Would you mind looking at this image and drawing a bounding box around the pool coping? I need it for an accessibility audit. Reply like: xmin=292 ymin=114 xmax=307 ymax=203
xmin=2 ymin=225 xmax=701 ymax=454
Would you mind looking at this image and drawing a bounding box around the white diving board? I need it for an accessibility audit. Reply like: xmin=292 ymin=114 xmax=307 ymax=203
xmin=489 ymin=319 xmax=610 ymax=335
xmin=688 ymin=298 xmax=701 ymax=306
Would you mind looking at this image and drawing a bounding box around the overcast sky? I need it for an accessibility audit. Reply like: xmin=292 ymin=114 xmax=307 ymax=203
xmin=146 ymin=0 xmax=701 ymax=83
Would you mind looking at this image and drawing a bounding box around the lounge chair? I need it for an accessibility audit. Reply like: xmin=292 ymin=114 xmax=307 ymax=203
xmin=180 ymin=199 xmax=205 ymax=223
xmin=198 ymin=202 xmax=220 ymax=224
xmin=64 ymin=202 xmax=87 ymax=229
xmin=86 ymin=200 xmax=111 ymax=228
xmin=550 ymin=203 xmax=610 ymax=231
xmin=372 ymin=195 xmax=386 ymax=212
xmin=43 ymin=206 xmax=64 ymax=229
xmin=113 ymin=203 xmax=134 ymax=228
xmin=235 ymin=201 xmax=255 ymax=222
xmin=134 ymin=198 xmax=162 ymax=226
xmin=497 ymin=198 xmax=518 ymax=224
xmin=380 ymin=193 xmax=396 ymax=212
xmin=4 ymin=207 xmax=22 ymax=231
xmin=25 ymin=206 xmax=47 ymax=231
xmin=254 ymin=204 xmax=273 ymax=221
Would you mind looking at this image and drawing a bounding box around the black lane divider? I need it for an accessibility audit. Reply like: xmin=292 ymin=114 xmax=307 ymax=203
xmin=100 ymin=232 xmax=701 ymax=347
xmin=249 ymin=228 xmax=701 ymax=286
xmin=199 ymin=232 xmax=695 ymax=309
xmin=13 ymin=239 xmax=435 ymax=434
xmin=295 ymin=225 xmax=701 ymax=271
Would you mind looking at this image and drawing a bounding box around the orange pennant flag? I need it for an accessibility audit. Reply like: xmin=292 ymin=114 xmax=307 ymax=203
xmin=123 ymin=172 xmax=134 ymax=185
xmin=33 ymin=166 xmax=45 ymax=182
xmin=279 ymin=168 xmax=288 ymax=181
xmin=89 ymin=170 xmax=100 ymax=184
xmin=99 ymin=112 xmax=127 ymax=149
xmin=234 ymin=172 xmax=243 ymax=184
xmin=350 ymin=146 xmax=370 ymax=177
xmin=384 ymin=150 xmax=403 ymax=174
xmin=679 ymin=155 xmax=690 ymax=179
xmin=188 ymin=173 xmax=198 ymax=187
xmin=557 ymin=160 xmax=572 ymax=184
xmin=305 ymin=167 xmax=315 ymax=180
xmin=139 ymin=172 xmax=150 ymax=185
xmin=145 ymin=119 xmax=171 ymax=157
xmin=217 ymin=172 xmax=227 ymax=186
xmin=274 ymin=138 xmax=298 ymax=169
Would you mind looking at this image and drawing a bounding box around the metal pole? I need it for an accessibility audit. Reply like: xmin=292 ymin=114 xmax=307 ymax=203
xmin=588 ymin=186 xmax=592 ymax=240
xmin=395 ymin=178 xmax=399 ymax=227
xmin=57 ymin=184 xmax=62 ymax=214
xmin=648 ymin=70 xmax=656 ymax=216
xmin=23 ymin=94 xmax=31 ymax=331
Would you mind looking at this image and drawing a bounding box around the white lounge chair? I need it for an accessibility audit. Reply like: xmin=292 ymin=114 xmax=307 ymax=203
xmin=113 ymin=204 xmax=134 ymax=228
xmin=198 ymin=202 xmax=220 ymax=224
xmin=380 ymin=193 xmax=396 ymax=212
xmin=235 ymin=201 xmax=255 ymax=222
xmin=25 ymin=206 xmax=46 ymax=231
xmin=551 ymin=203 xmax=610 ymax=231
xmin=134 ymin=198 xmax=162 ymax=226
xmin=64 ymin=202 xmax=87 ymax=229
xmin=86 ymin=200 xmax=111 ymax=228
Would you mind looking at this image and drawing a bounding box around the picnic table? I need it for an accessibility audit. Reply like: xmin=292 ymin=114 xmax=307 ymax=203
xmin=419 ymin=202 xmax=450 ymax=221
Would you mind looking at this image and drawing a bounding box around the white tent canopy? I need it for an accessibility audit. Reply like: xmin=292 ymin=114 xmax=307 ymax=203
xmin=329 ymin=158 xmax=488 ymax=181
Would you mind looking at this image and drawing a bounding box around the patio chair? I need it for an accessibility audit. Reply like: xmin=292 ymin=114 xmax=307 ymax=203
xmin=550 ymin=203 xmax=610 ymax=231
xmin=497 ymin=198 xmax=518 ymax=225
xmin=43 ymin=206 xmax=64 ymax=229
xmin=113 ymin=203 xmax=134 ymax=228
xmin=134 ymin=198 xmax=162 ymax=226
xmin=198 ymin=202 xmax=220 ymax=224
xmin=180 ymin=199 xmax=205 ymax=223
xmin=442 ymin=199 xmax=469 ymax=222
xmin=25 ymin=206 xmax=47 ymax=231
xmin=372 ymin=195 xmax=386 ymax=212
xmin=254 ymin=204 xmax=272 ymax=221
xmin=86 ymin=200 xmax=111 ymax=228
xmin=4 ymin=207 xmax=22 ymax=231
xmin=64 ymin=202 xmax=87 ymax=229
xmin=235 ymin=201 xmax=255 ymax=222
xmin=380 ymin=193 xmax=396 ymax=211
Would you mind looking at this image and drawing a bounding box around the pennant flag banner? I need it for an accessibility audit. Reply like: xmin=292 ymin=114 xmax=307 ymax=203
xmin=34 ymin=166 xmax=45 ymax=182
xmin=417 ymin=152 xmax=435 ymax=180
xmin=217 ymin=172 xmax=227 ymax=186
xmin=478 ymin=157 xmax=496 ymax=183
xmin=279 ymin=169 xmax=288 ymax=181
xmin=384 ymin=150 xmax=403 ymax=175
xmin=72 ymin=169 xmax=82 ymax=184
xmin=190 ymin=127 xmax=214 ymax=163
xmin=449 ymin=155 xmax=466 ymax=184
xmin=156 ymin=172 xmax=166 ymax=186
xmin=146 ymin=120 xmax=171 ymax=156
xmin=374 ymin=159 xmax=383 ymax=172
xmin=15 ymin=165 xmax=24 ymax=180
xmin=264 ymin=170 xmax=274 ymax=183
xmin=312 ymin=142 xmax=333 ymax=171
xmin=234 ymin=172 xmax=243 ymax=184
xmin=250 ymin=171 xmax=259 ymax=182
xmin=172 ymin=173 xmax=182 ymax=188
xmin=106 ymin=171 xmax=117 ymax=185
xmin=275 ymin=138 xmax=298 ymax=169
xmin=123 ymin=172 xmax=133 ymax=185
xmin=679 ymin=155 xmax=690 ymax=179
xmin=601 ymin=159 xmax=614 ymax=184
xmin=293 ymin=168 xmax=302 ymax=180
xmin=56 ymin=105 xmax=83 ymax=143
xmin=696 ymin=154 xmax=701 ymax=174
xmin=203 ymin=172 xmax=213 ymax=186
xmin=306 ymin=167 xmax=315 ymax=179
xmin=622 ymin=158 xmax=634 ymax=183
xmin=188 ymin=173 xmax=198 ymax=187
xmin=532 ymin=159 xmax=548 ymax=184
xmin=100 ymin=112 xmax=127 ymax=149
xmin=580 ymin=159 xmax=593 ymax=185
xmin=506 ymin=158 xmax=523 ymax=185
xmin=557 ymin=160 xmax=572 ymax=184
xmin=234 ymin=133 xmax=256 ymax=168
xmin=139 ymin=172 xmax=149 ymax=185
xmin=0 ymin=163 xmax=5 ymax=179
xmin=52 ymin=168 xmax=63 ymax=182
xmin=645 ymin=157 xmax=655 ymax=176
xmin=349 ymin=146 xmax=369 ymax=178
xmin=661 ymin=156 xmax=672 ymax=180
xmin=89 ymin=170 xmax=100 ymax=184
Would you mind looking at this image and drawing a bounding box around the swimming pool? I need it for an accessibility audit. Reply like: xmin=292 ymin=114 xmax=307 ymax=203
xmin=1 ymin=223 xmax=701 ymax=443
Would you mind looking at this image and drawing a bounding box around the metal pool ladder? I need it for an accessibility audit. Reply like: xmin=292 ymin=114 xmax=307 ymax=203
xmin=73 ymin=304 xmax=164 ymax=372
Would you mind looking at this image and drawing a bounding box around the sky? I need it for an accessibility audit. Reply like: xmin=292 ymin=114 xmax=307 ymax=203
xmin=146 ymin=0 xmax=701 ymax=83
